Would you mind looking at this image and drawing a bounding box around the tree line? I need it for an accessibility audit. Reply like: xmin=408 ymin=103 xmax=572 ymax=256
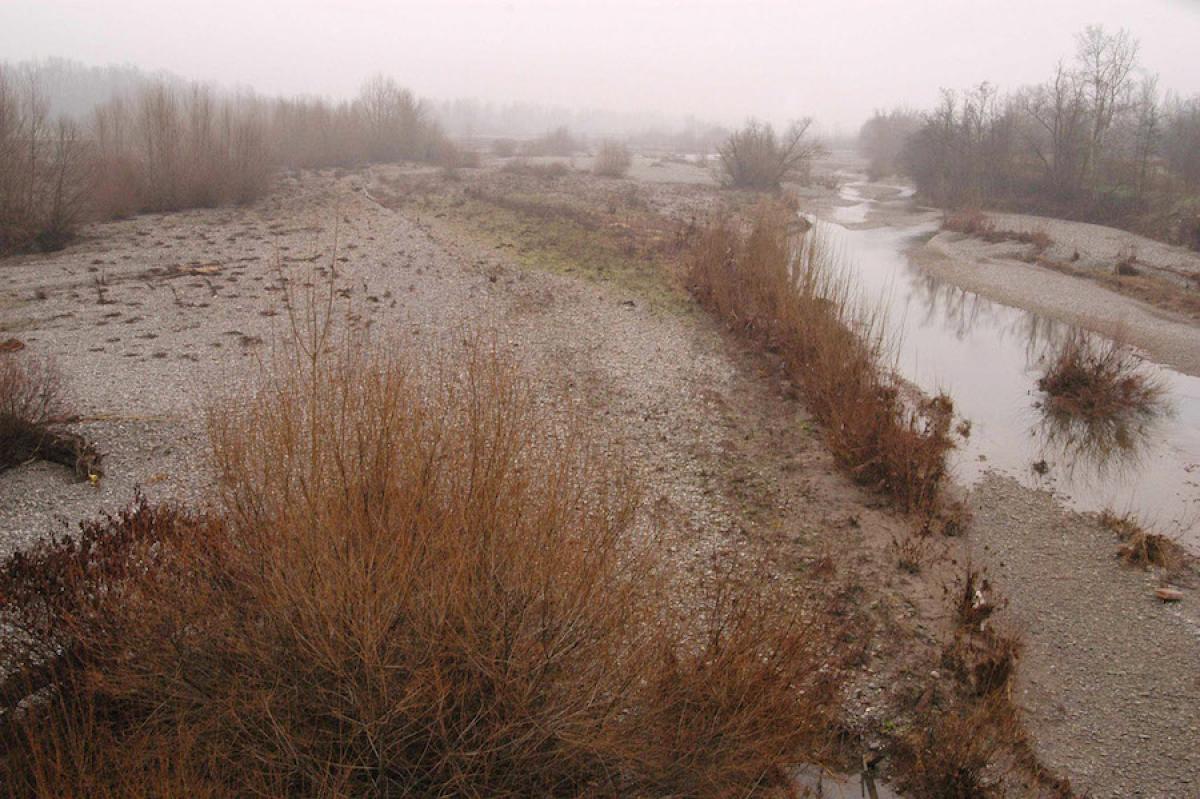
xmin=859 ymin=26 xmax=1200 ymax=248
xmin=1 ymin=67 xmax=449 ymax=255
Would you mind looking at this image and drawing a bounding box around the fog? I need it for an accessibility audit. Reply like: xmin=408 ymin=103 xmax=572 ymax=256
xmin=2 ymin=0 xmax=1198 ymax=134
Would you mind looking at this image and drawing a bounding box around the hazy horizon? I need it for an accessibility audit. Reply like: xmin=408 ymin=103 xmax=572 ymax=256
xmin=2 ymin=0 xmax=1200 ymax=135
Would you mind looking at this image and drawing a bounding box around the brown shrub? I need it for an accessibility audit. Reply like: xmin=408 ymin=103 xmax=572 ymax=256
xmin=943 ymin=210 xmax=1054 ymax=253
xmin=897 ymin=694 xmax=1017 ymax=799
xmin=0 ymin=352 xmax=100 ymax=478
xmin=498 ymin=158 xmax=570 ymax=180
xmin=942 ymin=208 xmax=996 ymax=238
xmin=689 ymin=202 xmax=954 ymax=513
xmin=592 ymin=140 xmax=632 ymax=178
xmin=0 ymin=328 xmax=846 ymax=797
xmin=1036 ymin=333 xmax=1167 ymax=421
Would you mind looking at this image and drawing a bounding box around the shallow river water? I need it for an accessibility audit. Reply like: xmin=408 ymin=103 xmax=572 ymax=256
xmin=814 ymin=183 xmax=1200 ymax=548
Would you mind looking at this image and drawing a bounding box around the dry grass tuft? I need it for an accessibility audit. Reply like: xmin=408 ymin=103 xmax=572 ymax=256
xmin=689 ymin=201 xmax=954 ymax=514
xmin=1100 ymin=510 xmax=1185 ymax=571
xmin=0 ymin=321 xmax=847 ymax=797
xmin=1037 ymin=334 xmax=1167 ymax=421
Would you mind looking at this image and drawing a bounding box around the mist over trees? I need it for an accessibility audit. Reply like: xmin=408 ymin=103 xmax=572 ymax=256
xmin=860 ymin=26 xmax=1200 ymax=248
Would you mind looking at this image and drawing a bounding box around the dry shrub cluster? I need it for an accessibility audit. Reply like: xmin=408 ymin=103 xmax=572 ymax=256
xmin=716 ymin=120 xmax=825 ymax=190
xmin=592 ymin=140 xmax=632 ymax=178
xmin=0 ymin=350 xmax=100 ymax=479
xmin=689 ymin=201 xmax=954 ymax=514
xmin=0 ymin=327 xmax=847 ymax=797
xmin=942 ymin=209 xmax=1052 ymax=251
xmin=1036 ymin=333 xmax=1166 ymax=421
xmin=91 ymin=84 xmax=272 ymax=216
xmin=497 ymin=158 xmax=571 ymax=180
xmin=2 ymin=71 xmax=450 ymax=252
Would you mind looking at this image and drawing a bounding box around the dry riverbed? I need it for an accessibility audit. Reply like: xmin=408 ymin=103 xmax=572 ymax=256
xmin=2 ymin=158 xmax=1199 ymax=797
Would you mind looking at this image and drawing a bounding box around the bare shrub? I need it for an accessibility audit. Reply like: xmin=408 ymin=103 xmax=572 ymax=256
xmin=688 ymin=201 xmax=954 ymax=513
xmin=0 ymin=323 xmax=846 ymax=796
xmin=0 ymin=351 xmax=100 ymax=478
xmin=592 ymin=140 xmax=632 ymax=178
xmin=1036 ymin=333 xmax=1166 ymax=421
xmin=433 ymin=138 xmax=480 ymax=175
xmin=716 ymin=119 xmax=825 ymax=190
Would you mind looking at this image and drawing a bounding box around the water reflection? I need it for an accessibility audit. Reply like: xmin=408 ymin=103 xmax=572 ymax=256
xmin=1030 ymin=332 xmax=1172 ymax=483
xmin=1032 ymin=401 xmax=1162 ymax=482
xmin=812 ymin=183 xmax=1200 ymax=542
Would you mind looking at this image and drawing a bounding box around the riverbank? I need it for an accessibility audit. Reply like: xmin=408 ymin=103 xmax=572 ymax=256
xmin=834 ymin=175 xmax=1200 ymax=798
xmin=915 ymin=229 xmax=1200 ymax=378
xmin=2 ymin=156 xmax=1198 ymax=796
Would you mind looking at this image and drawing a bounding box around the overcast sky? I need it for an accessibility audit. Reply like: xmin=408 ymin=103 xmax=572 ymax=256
xmin=2 ymin=0 xmax=1199 ymax=133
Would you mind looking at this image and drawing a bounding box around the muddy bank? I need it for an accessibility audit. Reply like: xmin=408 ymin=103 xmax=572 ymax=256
xmin=914 ymin=231 xmax=1200 ymax=377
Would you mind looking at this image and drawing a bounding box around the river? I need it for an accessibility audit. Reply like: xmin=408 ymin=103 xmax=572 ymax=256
xmin=810 ymin=182 xmax=1200 ymax=549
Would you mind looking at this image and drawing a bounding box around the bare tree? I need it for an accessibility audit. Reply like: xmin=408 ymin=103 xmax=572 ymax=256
xmin=717 ymin=119 xmax=825 ymax=190
xmin=1021 ymin=62 xmax=1089 ymax=200
xmin=1075 ymin=25 xmax=1139 ymax=186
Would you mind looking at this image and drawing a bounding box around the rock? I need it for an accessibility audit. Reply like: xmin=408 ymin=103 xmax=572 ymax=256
xmin=1155 ymin=587 xmax=1183 ymax=603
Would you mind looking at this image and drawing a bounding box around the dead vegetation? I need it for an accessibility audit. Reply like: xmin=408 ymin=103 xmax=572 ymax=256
xmin=0 ymin=349 xmax=100 ymax=479
xmin=942 ymin=209 xmax=1052 ymax=252
xmin=592 ymin=140 xmax=632 ymax=178
xmin=375 ymin=169 xmax=693 ymax=311
xmin=1 ymin=69 xmax=449 ymax=254
xmin=1036 ymin=333 xmax=1167 ymax=421
xmin=1100 ymin=510 xmax=1186 ymax=572
xmin=0 ymin=67 xmax=91 ymax=254
xmin=688 ymin=200 xmax=954 ymax=514
xmin=0 ymin=322 xmax=850 ymax=797
xmin=716 ymin=120 xmax=825 ymax=190
xmin=890 ymin=563 xmax=1079 ymax=799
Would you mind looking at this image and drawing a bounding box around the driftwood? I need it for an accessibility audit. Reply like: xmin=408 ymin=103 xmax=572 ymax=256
xmin=0 ymin=416 xmax=102 ymax=479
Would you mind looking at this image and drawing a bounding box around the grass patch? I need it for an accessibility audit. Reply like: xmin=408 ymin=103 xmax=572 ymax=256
xmin=0 ymin=321 xmax=850 ymax=797
xmin=377 ymin=172 xmax=694 ymax=313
